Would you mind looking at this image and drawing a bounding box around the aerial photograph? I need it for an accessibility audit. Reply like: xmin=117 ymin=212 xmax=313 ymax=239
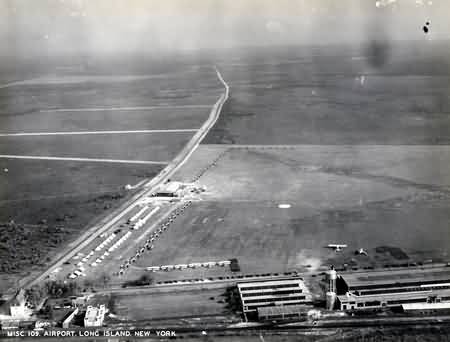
xmin=1 ymin=0 xmax=450 ymax=341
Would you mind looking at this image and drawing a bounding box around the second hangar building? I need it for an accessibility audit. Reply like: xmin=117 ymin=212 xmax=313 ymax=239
xmin=336 ymin=266 xmax=450 ymax=310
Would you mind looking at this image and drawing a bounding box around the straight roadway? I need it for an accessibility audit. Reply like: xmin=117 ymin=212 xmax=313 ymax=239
xmin=0 ymin=129 xmax=198 ymax=137
xmin=39 ymin=104 xmax=212 ymax=112
xmin=21 ymin=67 xmax=229 ymax=290
xmin=0 ymin=154 xmax=169 ymax=165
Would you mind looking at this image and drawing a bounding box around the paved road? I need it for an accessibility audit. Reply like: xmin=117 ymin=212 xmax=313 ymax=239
xmin=39 ymin=104 xmax=212 ymax=112
xmin=21 ymin=67 xmax=229 ymax=290
xmin=112 ymin=314 xmax=450 ymax=332
xmin=144 ymin=66 xmax=229 ymax=187
xmin=92 ymin=273 xmax=303 ymax=296
xmin=0 ymin=129 xmax=198 ymax=136
xmin=0 ymin=155 xmax=169 ymax=164
xmin=280 ymin=314 xmax=450 ymax=329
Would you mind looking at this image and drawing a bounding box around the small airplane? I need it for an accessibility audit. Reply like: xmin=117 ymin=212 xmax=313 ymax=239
xmin=327 ymin=244 xmax=348 ymax=252
xmin=355 ymin=248 xmax=368 ymax=256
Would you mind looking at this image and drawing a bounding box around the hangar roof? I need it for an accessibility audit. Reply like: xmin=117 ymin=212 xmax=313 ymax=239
xmin=340 ymin=266 xmax=450 ymax=289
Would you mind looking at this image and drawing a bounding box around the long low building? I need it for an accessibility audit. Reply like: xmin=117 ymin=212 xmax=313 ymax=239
xmin=336 ymin=266 xmax=450 ymax=311
xmin=257 ymin=304 xmax=314 ymax=322
xmin=237 ymin=277 xmax=312 ymax=318
xmin=402 ymin=302 xmax=450 ymax=313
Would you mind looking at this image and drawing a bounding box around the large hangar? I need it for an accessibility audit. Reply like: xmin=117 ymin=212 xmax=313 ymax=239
xmin=335 ymin=266 xmax=450 ymax=311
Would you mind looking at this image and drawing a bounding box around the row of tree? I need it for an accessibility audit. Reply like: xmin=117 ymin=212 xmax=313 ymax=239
xmin=25 ymin=281 xmax=80 ymax=307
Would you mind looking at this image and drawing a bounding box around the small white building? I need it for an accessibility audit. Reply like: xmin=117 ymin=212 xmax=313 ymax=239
xmin=84 ymin=305 xmax=106 ymax=327
xmin=155 ymin=181 xmax=183 ymax=197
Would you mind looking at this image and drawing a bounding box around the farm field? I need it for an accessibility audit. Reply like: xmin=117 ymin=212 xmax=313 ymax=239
xmin=0 ymin=107 xmax=211 ymax=133
xmin=136 ymin=145 xmax=450 ymax=275
xmin=0 ymin=132 xmax=192 ymax=161
xmin=0 ymin=159 xmax=162 ymax=221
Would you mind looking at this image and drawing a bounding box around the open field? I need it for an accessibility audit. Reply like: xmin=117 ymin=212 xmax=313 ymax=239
xmin=0 ymin=132 xmax=192 ymax=161
xmin=205 ymin=42 xmax=450 ymax=145
xmin=99 ymin=287 xmax=230 ymax=321
xmin=0 ymin=63 xmax=223 ymax=294
xmin=134 ymin=145 xmax=450 ymax=275
xmin=0 ymin=71 xmax=221 ymax=109
xmin=0 ymin=107 xmax=210 ymax=133
xmin=0 ymin=159 xmax=162 ymax=216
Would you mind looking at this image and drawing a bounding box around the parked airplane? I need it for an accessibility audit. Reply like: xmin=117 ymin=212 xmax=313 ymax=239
xmin=326 ymin=244 xmax=348 ymax=252
xmin=356 ymin=248 xmax=368 ymax=256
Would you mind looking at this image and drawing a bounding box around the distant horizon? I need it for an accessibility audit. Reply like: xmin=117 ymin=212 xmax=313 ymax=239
xmin=1 ymin=38 xmax=449 ymax=62
xmin=1 ymin=0 xmax=449 ymax=58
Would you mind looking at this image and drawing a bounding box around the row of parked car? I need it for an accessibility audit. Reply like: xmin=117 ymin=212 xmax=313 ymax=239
xmin=190 ymin=150 xmax=228 ymax=183
xmin=66 ymin=204 xmax=165 ymax=280
xmin=94 ymin=233 xmax=116 ymax=252
xmin=68 ymin=250 xmax=95 ymax=278
xmin=153 ymin=271 xmax=300 ymax=285
xmin=117 ymin=200 xmax=193 ymax=275
xmin=147 ymin=260 xmax=231 ymax=272
xmin=132 ymin=206 xmax=160 ymax=230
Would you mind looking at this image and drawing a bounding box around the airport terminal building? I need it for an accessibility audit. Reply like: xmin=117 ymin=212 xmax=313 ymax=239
xmin=336 ymin=267 xmax=450 ymax=311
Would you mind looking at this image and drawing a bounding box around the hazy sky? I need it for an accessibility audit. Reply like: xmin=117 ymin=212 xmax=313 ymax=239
xmin=1 ymin=0 xmax=449 ymax=57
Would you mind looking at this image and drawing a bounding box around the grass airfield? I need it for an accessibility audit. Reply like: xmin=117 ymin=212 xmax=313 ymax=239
xmin=134 ymin=144 xmax=450 ymax=278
